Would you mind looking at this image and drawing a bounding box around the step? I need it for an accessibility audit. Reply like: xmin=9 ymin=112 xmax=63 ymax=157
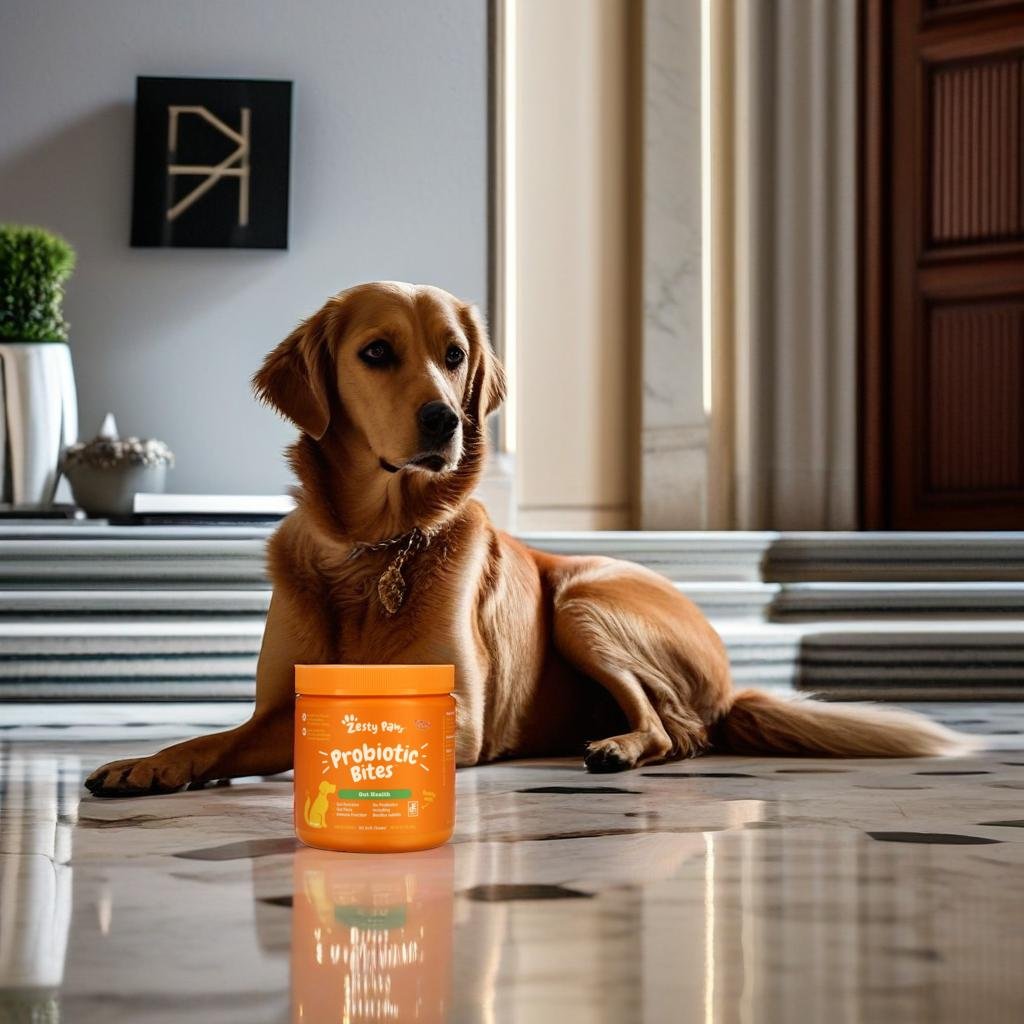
xmin=0 ymin=589 xmax=272 ymax=615
xmin=0 ymin=539 xmax=269 ymax=585
xmin=770 ymin=582 xmax=1024 ymax=619
xmin=0 ymin=528 xmax=777 ymax=585
xmin=0 ymin=526 xmax=1021 ymax=704
xmin=0 ymin=700 xmax=254 ymax=741
xmin=796 ymin=621 xmax=1024 ymax=700
xmin=3 ymin=615 xmax=1020 ymax=702
xmin=675 ymin=582 xmax=779 ymax=618
xmin=764 ymin=532 xmax=1024 ymax=582
xmin=718 ymin=621 xmax=1024 ymax=700
xmin=522 ymin=531 xmax=774 ymax=581
xmin=3 ymin=583 xmax=1021 ymax=622
xmin=3 ymin=525 xmax=1024 ymax=584
xmin=715 ymin=623 xmax=801 ymax=690
xmin=682 ymin=581 xmax=1024 ymax=620
xmin=0 ymin=619 xmax=261 ymax=699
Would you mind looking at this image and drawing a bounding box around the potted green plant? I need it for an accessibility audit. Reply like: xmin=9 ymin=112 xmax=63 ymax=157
xmin=0 ymin=225 xmax=79 ymax=507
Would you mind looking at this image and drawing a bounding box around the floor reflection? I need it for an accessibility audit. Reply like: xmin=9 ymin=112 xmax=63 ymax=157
xmin=0 ymin=748 xmax=79 ymax=1023
xmin=1 ymin=714 xmax=1023 ymax=1023
xmin=291 ymin=846 xmax=453 ymax=1023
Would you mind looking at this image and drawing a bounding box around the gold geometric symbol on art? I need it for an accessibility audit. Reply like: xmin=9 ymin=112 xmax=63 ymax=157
xmin=166 ymin=106 xmax=251 ymax=226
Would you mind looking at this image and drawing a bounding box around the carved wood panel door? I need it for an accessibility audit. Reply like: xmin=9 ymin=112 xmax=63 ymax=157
xmin=865 ymin=1 xmax=1024 ymax=528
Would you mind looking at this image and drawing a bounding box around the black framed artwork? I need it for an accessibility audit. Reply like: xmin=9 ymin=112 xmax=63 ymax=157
xmin=130 ymin=76 xmax=292 ymax=249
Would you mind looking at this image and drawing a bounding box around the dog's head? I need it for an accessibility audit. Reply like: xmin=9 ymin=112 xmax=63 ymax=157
xmin=253 ymin=282 xmax=505 ymax=480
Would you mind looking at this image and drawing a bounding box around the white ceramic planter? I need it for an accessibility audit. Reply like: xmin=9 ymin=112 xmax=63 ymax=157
xmin=0 ymin=342 xmax=78 ymax=508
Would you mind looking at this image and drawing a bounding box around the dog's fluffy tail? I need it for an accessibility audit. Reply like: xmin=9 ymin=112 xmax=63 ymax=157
xmin=713 ymin=689 xmax=975 ymax=758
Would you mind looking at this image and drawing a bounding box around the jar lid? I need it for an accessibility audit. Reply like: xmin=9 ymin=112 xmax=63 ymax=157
xmin=295 ymin=664 xmax=454 ymax=697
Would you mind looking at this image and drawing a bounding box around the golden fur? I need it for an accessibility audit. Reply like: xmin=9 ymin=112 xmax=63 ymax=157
xmin=86 ymin=282 xmax=966 ymax=797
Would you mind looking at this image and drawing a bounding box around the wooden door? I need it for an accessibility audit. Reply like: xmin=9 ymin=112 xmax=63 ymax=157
xmin=861 ymin=0 xmax=1024 ymax=528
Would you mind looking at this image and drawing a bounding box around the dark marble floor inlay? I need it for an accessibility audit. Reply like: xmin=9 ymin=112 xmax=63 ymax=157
xmin=978 ymin=819 xmax=1024 ymax=828
xmin=173 ymin=837 xmax=300 ymax=860
xmin=259 ymin=895 xmax=293 ymax=908
xmin=518 ymin=786 xmax=640 ymax=795
xmin=462 ymin=884 xmax=593 ymax=902
xmin=867 ymin=831 xmax=1002 ymax=845
xmin=914 ymin=770 xmax=991 ymax=776
xmin=79 ymin=814 xmax=172 ymax=829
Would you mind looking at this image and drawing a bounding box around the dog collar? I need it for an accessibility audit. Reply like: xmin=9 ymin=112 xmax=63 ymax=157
xmin=347 ymin=527 xmax=433 ymax=615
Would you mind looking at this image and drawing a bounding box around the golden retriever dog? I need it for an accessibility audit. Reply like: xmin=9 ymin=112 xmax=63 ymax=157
xmin=86 ymin=282 xmax=963 ymax=797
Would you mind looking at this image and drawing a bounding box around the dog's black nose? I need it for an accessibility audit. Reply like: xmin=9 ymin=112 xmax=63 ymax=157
xmin=418 ymin=401 xmax=459 ymax=446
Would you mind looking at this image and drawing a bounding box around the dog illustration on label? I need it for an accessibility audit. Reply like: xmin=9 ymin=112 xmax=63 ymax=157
xmin=304 ymin=781 xmax=337 ymax=828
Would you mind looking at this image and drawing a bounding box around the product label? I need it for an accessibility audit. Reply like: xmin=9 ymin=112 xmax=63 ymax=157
xmin=295 ymin=696 xmax=456 ymax=843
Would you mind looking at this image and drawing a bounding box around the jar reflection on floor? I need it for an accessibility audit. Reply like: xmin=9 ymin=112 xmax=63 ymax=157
xmin=290 ymin=844 xmax=454 ymax=1023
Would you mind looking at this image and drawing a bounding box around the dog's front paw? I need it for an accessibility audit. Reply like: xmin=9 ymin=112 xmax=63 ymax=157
xmin=84 ymin=755 xmax=195 ymax=798
xmin=583 ymin=739 xmax=635 ymax=774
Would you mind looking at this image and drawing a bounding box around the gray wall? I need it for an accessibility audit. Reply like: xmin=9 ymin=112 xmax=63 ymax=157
xmin=0 ymin=1 xmax=488 ymax=494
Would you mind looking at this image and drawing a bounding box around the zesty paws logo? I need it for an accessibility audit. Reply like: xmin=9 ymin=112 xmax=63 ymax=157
xmin=341 ymin=712 xmax=405 ymax=736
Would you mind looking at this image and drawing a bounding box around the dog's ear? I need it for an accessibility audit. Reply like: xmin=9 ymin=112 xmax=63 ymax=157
xmin=459 ymin=303 xmax=507 ymax=423
xmin=252 ymin=310 xmax=333 ymax=440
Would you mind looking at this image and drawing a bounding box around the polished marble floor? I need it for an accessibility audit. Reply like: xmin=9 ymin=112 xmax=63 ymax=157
xmin=3 ymin=702 xmax=1024 ymax=1023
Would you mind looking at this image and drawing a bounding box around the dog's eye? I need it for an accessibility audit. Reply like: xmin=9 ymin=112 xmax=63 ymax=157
xmin=445 ymin=345 xmax=466 ymax=369
xmin=359 ymin=339 xmax=394 ymax=367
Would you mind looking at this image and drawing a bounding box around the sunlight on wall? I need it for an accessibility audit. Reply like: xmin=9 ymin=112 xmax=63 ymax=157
xmin=511 ymin=0 xmax=635 ymax=531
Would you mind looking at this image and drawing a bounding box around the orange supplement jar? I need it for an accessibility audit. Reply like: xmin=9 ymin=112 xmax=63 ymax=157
xmin=294 ymin=664 xmax=456 ymax=852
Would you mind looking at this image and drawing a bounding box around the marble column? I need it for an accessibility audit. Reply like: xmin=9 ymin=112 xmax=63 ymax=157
xmin=639 ymin=0 xmax=709 ymax=529
xmin=640 ymin=0 xmax=858 ymax=530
